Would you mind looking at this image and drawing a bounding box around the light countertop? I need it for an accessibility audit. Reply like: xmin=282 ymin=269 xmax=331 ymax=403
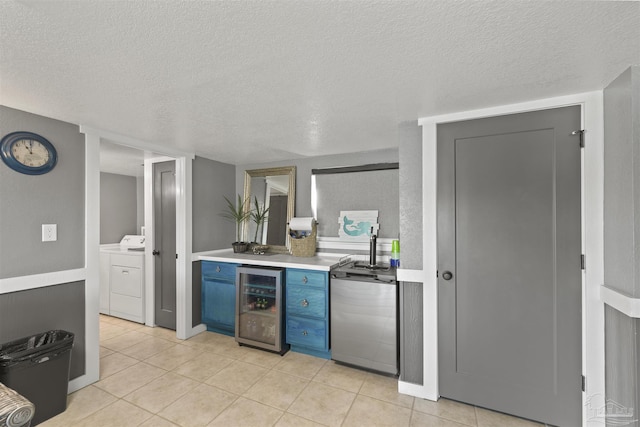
xmin=194 ymin=248 xmax=345 ymax=271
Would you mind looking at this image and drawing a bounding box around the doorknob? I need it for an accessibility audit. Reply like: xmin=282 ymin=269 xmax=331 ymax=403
xmin=152 ymin=250 xmax=160 ymax=256
xmin=442 ymin=271 xmax=453 ymax=281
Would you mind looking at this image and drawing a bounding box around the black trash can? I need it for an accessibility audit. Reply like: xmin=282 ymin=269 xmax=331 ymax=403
xmin=0 ymin=330 xmax=74 ymax=426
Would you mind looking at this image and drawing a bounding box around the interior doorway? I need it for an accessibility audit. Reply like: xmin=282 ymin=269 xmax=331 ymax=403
xmin=99 ymin=140 xmax=178 ymax=330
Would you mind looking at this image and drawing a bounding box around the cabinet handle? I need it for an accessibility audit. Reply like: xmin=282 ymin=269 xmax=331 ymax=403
xmin=301 ymin=299 xmax=309 ymax=307
xmin=302 ymin=276 xmax=308 ymax=284
xmin=122 ymin=270 xmax=129 ymax=274
xmin=302 ymin=330 xmax=308 ymax=336
xmin=216 ymin=266 xmax=221 ymax=273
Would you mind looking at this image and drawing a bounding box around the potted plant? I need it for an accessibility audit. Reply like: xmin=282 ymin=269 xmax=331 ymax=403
xmin=221 ymin=194 xmax=251 ymax=253
xmin=250 ymin=196 xmax=270 ymax=246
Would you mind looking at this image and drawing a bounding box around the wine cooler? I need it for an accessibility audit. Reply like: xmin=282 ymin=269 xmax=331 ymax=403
xmin=235 ymin=266 xmax=288 ymax=354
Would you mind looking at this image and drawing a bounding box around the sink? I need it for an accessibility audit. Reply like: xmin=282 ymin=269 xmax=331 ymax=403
xmin=334 ymin=261 xmax=392 ymax=277
xmin=332 ymin=260 xmax=397 ymax=283
xmin=353 ymin=261 xmax=390 ymax=271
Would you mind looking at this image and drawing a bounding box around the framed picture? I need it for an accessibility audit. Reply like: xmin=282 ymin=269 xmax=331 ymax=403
xmin=338 ymin=210 xmax=379 ymax=241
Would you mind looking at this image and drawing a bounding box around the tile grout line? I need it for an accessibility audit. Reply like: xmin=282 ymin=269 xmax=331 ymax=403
xmin=95 ymin=316 xmax=536 ymax=427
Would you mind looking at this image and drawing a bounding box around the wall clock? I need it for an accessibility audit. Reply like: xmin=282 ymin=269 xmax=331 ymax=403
xmin=0 ymin=131 xmax=58 ymax=175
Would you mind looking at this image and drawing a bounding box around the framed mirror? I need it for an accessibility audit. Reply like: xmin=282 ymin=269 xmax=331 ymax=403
xmin=243 ymin=166 xmax=296 ymax=253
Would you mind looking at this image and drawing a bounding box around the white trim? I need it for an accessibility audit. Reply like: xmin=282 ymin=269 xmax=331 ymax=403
xmin=420 ymin=119 xmax=439 ymax=401
xmin=396 ymin=268 xmax=424 ymax=283
xmin=399 ymin=380 xmax=436 ymax=401
xmin=73 ymin=132 xmax=101 ymax=392
xmin=416 ymin=92 xmax=605 ymax=426
xmin=581 ymin=91 xmax=605 ymax=426
xmin=176 ymin=157 xmax=187 ymax=338
xmin=79 ymin=125 xmax=195 ymax=160
xmin=175 ymin=156 xmax=199 ymax=339
xmin=191 ymin=323 xmax=207 ymax=336
xmin=144 ymin=158 xmax=155 ymax=327
xmin=0 ymin=269 xmax=85 ymax=294
xmin=147 ymin=155 xmax=175 ymax=164
xmin=601 ymin=286 xmax=640 ymax=318
xmin=418 ymin=92 xmax=600 ymax=126
xmin=82 ymin=126 xmax=196 ymax=346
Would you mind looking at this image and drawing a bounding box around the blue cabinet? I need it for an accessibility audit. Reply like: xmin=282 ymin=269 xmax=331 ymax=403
xmin=285 ymin=268 xmax=331 ymax=358
xmin=202 ymin=261 xmax=239 ymax=336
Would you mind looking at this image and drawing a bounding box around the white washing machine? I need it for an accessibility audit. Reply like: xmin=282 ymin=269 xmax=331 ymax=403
xmin=100 ymin=235 xmax=146 ymax=323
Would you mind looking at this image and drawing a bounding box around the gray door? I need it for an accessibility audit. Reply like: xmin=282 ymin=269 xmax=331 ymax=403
xmin=437 ymin=106 xmax=582 ymax=426
xmin=153 ymin=160 xmax=176 ymax=330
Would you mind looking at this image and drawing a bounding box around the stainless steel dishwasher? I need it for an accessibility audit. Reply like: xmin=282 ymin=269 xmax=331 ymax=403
xmin=330 ymin=261 xmax=398 ymax=375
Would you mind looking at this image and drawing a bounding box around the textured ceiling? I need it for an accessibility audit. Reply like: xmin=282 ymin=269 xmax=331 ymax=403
xmin=1 ymin=1 xmax=639 ymax=166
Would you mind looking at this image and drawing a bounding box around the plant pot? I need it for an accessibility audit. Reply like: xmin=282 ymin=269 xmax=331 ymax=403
xmin=232 ymin=242 xmax=248 ymax=253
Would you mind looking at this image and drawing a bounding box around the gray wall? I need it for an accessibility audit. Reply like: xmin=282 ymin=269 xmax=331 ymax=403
xmin=604 ymin=66 xmax=640 ymax=297
xmin=604 ymin=305 xmax=637 ymax=425
xmin=0 ymin=106 xmax=87 ymax=380
xmin=192 ymin=261 xmax=202 ymax=327
xmin=237 ymin=148 xmax=399 ymax=221
xmin=192 ymin=156 xmax=236 ymax=327
xmin=192 ymin=155 xmax=237 ymax=253
xmin=100 ymin=172 xmax=138 ymax=244
xmin=0 ymin=281 xmax=86 ymax=380
xmin=398 ymin=121 xmax=424 ymax=385
xmin=314 ymin=168 xmax=399 ymax=238
xmin=0 ymin=106 xmax=85 ymax=278
xmin=603 ymin=65 xmax=640 ymax=425
xmin=398 ymin=121 xmax=423 ymax=270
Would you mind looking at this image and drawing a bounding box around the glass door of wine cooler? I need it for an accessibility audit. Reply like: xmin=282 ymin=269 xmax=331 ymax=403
xmin=235 ymin=266 xmax=287 ymax=353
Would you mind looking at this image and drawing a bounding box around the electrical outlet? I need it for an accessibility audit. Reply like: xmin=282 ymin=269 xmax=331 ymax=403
xmin=42 ymin=224 xmax=57 ymax=242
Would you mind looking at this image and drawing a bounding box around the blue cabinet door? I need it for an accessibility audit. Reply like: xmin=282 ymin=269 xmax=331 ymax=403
xmin=202 ymin=279 xmax=236 ymax=335
xmin=286 ymin=269 xmax=327 ymax=288
xmin=201 ymin=261 xmax=238 ymax=336
xmin=286 ymin=316 xmax=327 ymax=350
xmin=286 ymin=286 xmax=326 ymax=319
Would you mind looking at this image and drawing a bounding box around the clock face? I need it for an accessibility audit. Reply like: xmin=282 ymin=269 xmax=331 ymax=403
xmin=1 ymin=131 xmax=57 ymax=175
xmin=11 ymin=138 xmax=51 ymax=167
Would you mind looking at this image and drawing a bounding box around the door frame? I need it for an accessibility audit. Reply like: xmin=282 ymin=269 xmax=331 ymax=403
xmin=407 ymin=92 xmax=604 ymax=425
xmin=82 ymin=125 xmax=204 ymax=342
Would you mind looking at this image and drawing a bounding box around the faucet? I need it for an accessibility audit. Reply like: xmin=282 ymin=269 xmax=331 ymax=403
xmin=369 ymin=226 xmax=377 ymax=266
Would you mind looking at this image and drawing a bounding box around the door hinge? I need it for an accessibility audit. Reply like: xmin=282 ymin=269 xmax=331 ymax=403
xmin=581 ymin=254 xmax=586 ymax=270
xmin=176 ymin=254 xmax=178 ymax=259
xmin=582 ymin=375 xmax=586 ymax=392
xmin=572 ymin=130 xmax=585 ymax=148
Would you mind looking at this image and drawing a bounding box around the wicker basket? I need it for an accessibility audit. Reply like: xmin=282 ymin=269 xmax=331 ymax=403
xmin=0 ymin=382 xmax=35 ymax=427
xmin=290 ymin=221 xmax=317 ymax=257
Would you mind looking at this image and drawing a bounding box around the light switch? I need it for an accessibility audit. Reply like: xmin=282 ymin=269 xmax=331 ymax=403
xmin=42 ymin=224 xmax=57 ymax=242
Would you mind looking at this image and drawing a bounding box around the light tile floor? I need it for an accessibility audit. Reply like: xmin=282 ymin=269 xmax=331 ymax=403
xmin=38 ymin=315 xmax=545 ymax=427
